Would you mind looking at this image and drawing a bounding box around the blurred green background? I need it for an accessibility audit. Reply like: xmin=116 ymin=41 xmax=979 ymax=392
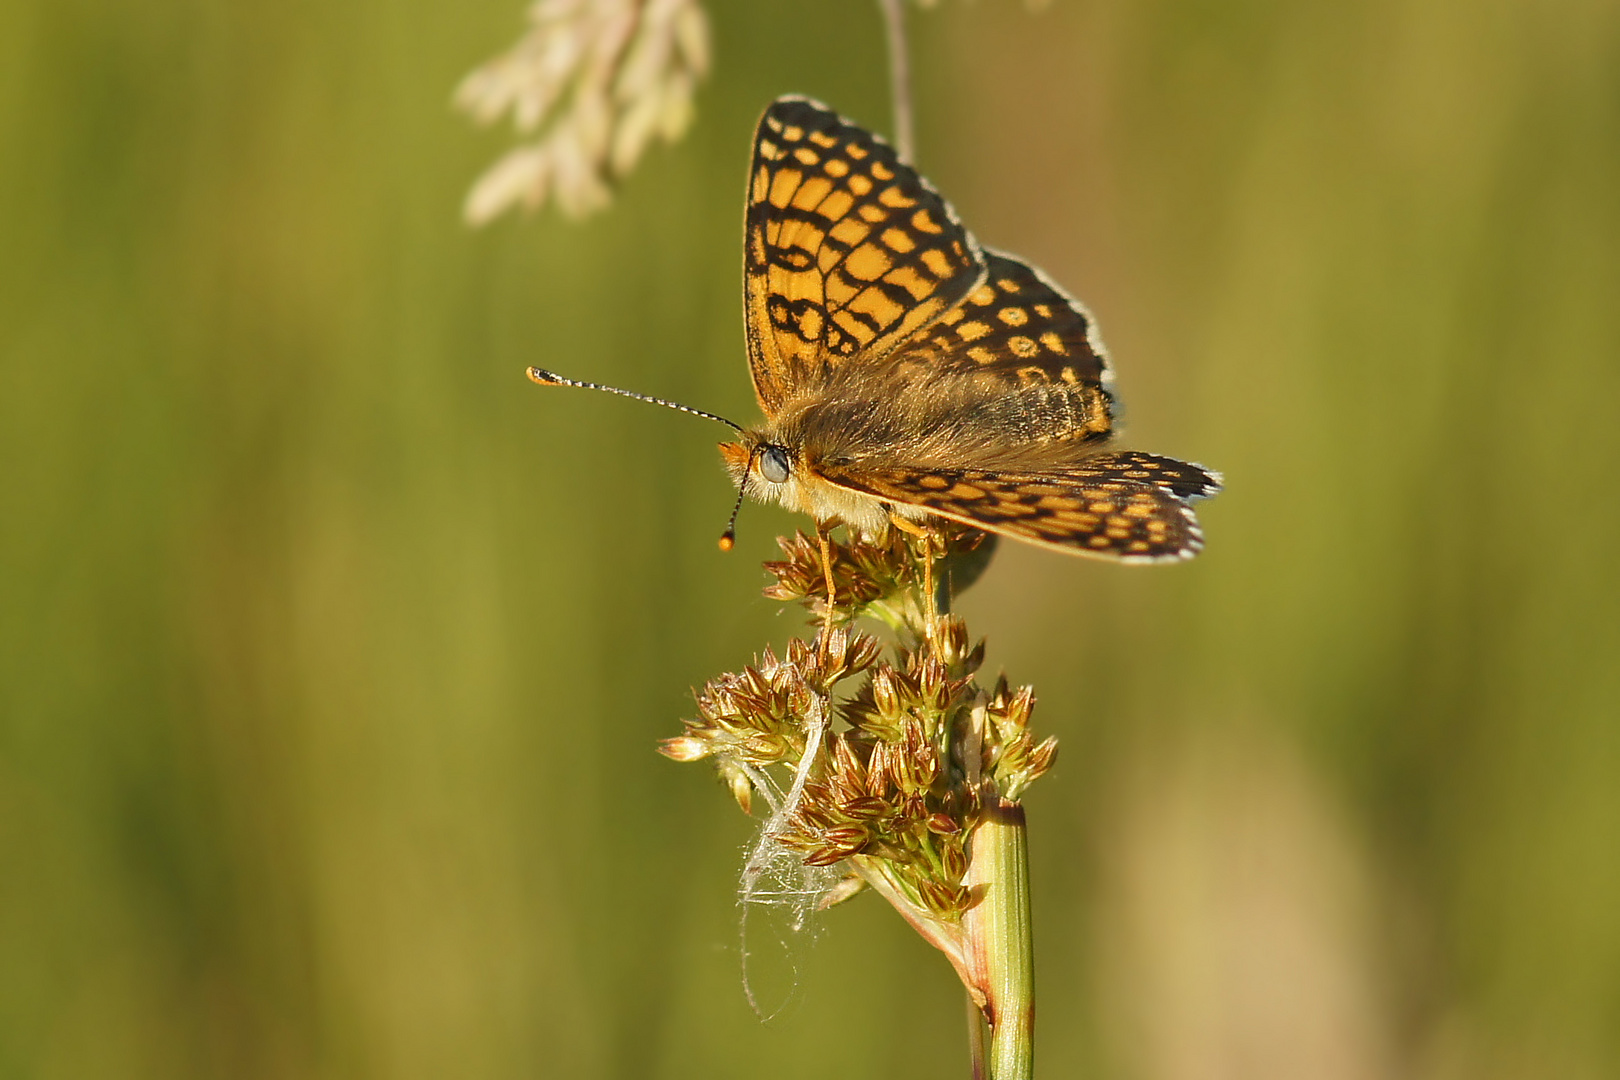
xmin=3 ymin=0 xmax=1617 ymax=1077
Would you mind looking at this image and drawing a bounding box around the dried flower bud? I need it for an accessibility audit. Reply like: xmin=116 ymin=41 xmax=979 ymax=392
xmin=997 ymin=686 xmax=1037 ymax=732
xmin=719 ymin=760 xmax=754 ymax=814
xmin=843 ymin=796 xmax=891 ymax=821
xmin=1029 ymin=737 xmax=1058 ymax=778
xmin=899 ymin=720 xmax=941 ymax=792
xmin=803 ymin=846 xmax=848 ymax=868
xmin=816 ymin=880 xmax=868 ymax=913
xmin=931 ymin=616 xmax=980 ymax=676
xmin=822 ymin=825 xmax=870 ymax=850
xmin=815 ymin=873 xmax=868 ymax=910
xmin=920 ymin=879 xmax=967 ymax=918
xmin=880 ymin=676 xmax=912 ymax=731
xmin=657 ymin=735 xmax=709 ymax=762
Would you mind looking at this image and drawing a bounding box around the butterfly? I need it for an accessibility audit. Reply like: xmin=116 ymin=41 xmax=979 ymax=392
xmin=531 ymin=96 xmax=1220 ymax=562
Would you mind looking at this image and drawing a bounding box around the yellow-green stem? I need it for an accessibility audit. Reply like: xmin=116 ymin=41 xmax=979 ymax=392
xmin=966 ymin=990 xmax=989 ymax=1080
xmin=962 ymin=800 xmax=1034 ymax=1080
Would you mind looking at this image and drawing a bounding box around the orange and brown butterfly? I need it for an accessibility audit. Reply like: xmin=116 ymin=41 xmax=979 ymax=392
xmin=529 ymin=96 xmax=1220 ymax=563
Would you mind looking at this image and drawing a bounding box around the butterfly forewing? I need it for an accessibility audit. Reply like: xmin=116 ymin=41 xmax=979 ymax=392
xmin=744 ymin=97 xmax=986 ymax=416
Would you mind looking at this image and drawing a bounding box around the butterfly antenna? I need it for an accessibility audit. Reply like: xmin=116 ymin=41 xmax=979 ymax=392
xmin=526 ymin=367 xmax=743 ymax=432
xmin=717 ymin=445 xmax=763 ymax=552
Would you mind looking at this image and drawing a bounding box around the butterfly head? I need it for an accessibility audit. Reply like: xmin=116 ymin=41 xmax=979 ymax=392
xmin=718 ymin=432 xmax=894 ymax=548
xmin=718 ymin=432 xmax=815 ymax=547
xmin=719 ymin=434 xmax=795 ymax=494
xmin=717 ymin=435 xmax=788 ymax=550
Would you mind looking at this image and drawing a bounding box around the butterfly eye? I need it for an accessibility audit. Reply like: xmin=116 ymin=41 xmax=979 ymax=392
xmin=759 ymin=445 xmax=791 ymax=484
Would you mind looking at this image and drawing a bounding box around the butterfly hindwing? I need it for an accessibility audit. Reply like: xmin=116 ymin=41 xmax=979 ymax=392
xmin=814 ymin=454 xmax=1220 ymax=563
xmin=894 ymin=251 xmax=1111 ymax=388
xmin=744 ymin=97 xmax=986 ymax=416
xmin=872 ymin=250 xmax=1118 ymax=449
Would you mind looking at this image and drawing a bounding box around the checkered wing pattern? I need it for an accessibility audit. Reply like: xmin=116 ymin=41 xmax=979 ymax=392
xmin=816 ymin=451 xmax=1221 ymax=562
xmin=893 ymin=251 xmax=1109 ymax=387
xmin=881 ymin=250 xmax=1119 ymax=446
xmin=744 ymin=97 xmax=985 ymax=416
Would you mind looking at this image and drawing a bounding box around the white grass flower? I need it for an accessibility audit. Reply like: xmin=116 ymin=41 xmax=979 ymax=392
xmin=456 ymin=0 xmax=710 ymax=224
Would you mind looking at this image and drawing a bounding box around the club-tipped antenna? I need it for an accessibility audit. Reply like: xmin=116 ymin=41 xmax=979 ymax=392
xmin=526 ymin=367 xmax=742 ymax=432
xmin=717 ymin=444 xmax=763 ymax=552
xmin=528 ymin=366 xmax=758 ymax=551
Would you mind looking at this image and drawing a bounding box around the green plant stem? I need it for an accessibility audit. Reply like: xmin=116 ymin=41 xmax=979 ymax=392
xmin=962 ymin=800 xmax=1035 ymax=1080
xmin=966 ymin=990 xmax=989 ymax=1080
xmin=877 ymin=0 xmax=915 ymax=163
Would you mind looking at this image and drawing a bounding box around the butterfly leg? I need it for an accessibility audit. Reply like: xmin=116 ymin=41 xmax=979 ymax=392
xmin=884 ymin=505 xmax=929 ymax=538
xmin=885 ymin=507 xmax=939 ymax=623
xmin=922 ymin=534 xmax=938 ymax=624
xmin=817 ymin=524 xmax=836 ymax=661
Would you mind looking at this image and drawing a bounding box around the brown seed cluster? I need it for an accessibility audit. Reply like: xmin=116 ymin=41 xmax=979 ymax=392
xmin=761 ymin=529 xmax=918 ymax=615
xmin=761 ymin=522 xmax=997 ymax=630
xmin=660 ymin=524 xmax=1056 ymax=925
xmin=659 ymin=628 xmax=882 ymax=814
